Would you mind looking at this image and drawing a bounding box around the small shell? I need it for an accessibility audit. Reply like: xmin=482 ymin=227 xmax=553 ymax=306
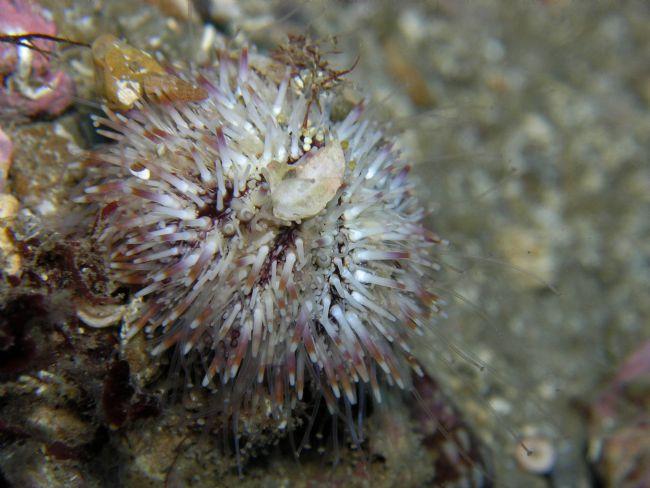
xmin=92 ymin=34 xmax=164 ymax=110
xmin=515 ymin=436 xmax=556 ymax=474
xmin=77 ymin=302 xmax=125 ymax=328
xmin=268 ymin=140 xmax=346 ymax=222
xmin=92 ymin=34 xmax=206 ymax=110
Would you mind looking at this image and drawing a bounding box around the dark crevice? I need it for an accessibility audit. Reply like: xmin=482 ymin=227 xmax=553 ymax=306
xmin=257 ymin=224 xmax=300 ymax=287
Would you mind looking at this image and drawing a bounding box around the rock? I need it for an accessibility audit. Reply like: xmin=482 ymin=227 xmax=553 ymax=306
xmin=0 ymin=196 xmax=22 ymax=277
xmin=0 ymin=193 xmax=19 ymax=219
xmin=0 ymin=127 xmax=13 ymax=191
xmin=494 ymin=224 xmax=556 ymax=290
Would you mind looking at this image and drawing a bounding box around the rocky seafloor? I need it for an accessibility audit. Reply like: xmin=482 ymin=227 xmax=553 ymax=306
xmin=1 ymin=0 xmax=648 ymax=487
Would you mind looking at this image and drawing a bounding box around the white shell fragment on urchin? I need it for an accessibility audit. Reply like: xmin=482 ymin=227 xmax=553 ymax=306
xmin=80 ymin=46 xmax=444 ymax=423
xmin=267 ymin=140 xmax=346 ymax=222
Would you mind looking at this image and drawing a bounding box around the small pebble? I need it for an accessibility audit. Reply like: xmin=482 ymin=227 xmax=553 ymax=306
xmin=515 ymin=436 xmax=556 ymax=474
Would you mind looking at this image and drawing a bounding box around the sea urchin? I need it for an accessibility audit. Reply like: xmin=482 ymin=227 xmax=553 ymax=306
xmin=80 ymin=41 xmax=444 ymax=436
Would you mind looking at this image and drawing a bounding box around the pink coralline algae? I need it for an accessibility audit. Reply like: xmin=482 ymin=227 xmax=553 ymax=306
xmin=0 ymin=0 xmax=75 ymax=118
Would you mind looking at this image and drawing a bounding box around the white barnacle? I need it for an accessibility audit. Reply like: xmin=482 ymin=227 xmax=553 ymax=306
xmin=267 ymin=141 xmax=346 ymax=222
